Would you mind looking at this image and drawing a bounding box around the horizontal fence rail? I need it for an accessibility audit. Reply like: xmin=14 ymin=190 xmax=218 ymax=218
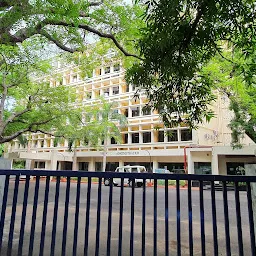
xmin=0 ymin=170 xmax=255 ymax=255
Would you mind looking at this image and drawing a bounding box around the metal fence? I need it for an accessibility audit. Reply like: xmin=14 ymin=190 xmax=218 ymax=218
xmin=0 ymin=170 xmax=256 ymax=256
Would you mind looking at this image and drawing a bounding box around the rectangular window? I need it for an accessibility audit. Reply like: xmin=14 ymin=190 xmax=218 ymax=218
xmin=111 ymin=137 xmax=117 ymax=144
xmin=124 ymin=109 xmax=128 ymax=117
xmin=103 ymin=88 xmax=109 ymax=97
xmin=72 ymin=75 xmax=78 ymax=82
xmin=167 ymin=130 xmax=178 ymax=142
xmin=132 ymin=133 xmax=139 ymax=143
xmin=95 ymin=162 xmax=102 ymax=172
xmin=142 ymin=107 xmax=151 ymax=116
xmin=123 ymin=134 xmax=128 ymax=144
xmin=105 ymin=66 xmax=110 ymax=74
xmin=158 ymin=131 xmax=164 ymax=142
xmin=143 ymin=132 xmax=151 ymax=143
xmin=181 ymin=129 xmax=192 ymax=141
xmin=126 ymin=85 xmax=129 ymax=92
xmin=132 ymin=107 xmax=140 ymax=117
xmin=79 ymin=162 xmax=88 ymax=171
xmin=35 ymin=161 xmax=45 ymax=169
xmin=114 ymin=64 xmax=120 ymax=72
xmin=113 ymin=86 xmax=119 ymax=95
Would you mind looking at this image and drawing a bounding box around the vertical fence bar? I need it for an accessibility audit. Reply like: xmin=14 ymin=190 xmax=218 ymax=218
xmin=176 ymin=180 xmax=181 ymax=256
xmin=130 ymin=179 xmax=135 ymax=256
xmin=153 ymin=179 xmax=157 ymax=256
xmin=18 ymin=175 xmax=30 ymax=255
xmin=50 ymin=176 xmax=60 ymax=256
xmin=0 ymin=175 xmax=10 ymax=253
xmin=106 ymin=178 xmax=113 ymax=256
xmin=234 ymin=182 xmax=244 ymax=256
xmin=165 ymin=179 xmax=169 ymax=256
xmin=211 ymin=181 xmax=218 ymax=256
xmin=39 ymin=176 xmax=50 ymax=256
xmin=61 ymin=177 xmax=71 ymax=256
xmin=72 ymin=177 xmax=81 ymax=256
xmin=95 ymin=178 xmax=102 ymax=256
xmin=199 ymin=181 xmax=206 ymax=256
xmin=222 ymin=181 xmax=231 ymax=256
xmin=84 ymin=177 xmax=92 ymax=256
xmin=142 ymin=179 xmax=146 ymax=256
xmin=7 ymin=175 xmax=20 ymax=256
xmin=118 ymin=178 xmax=124 ymax=256
xmin=246 ymin=182 xmax=256 ymax=255
xmin=187 ymin=180 xmax=193 ymax=256
xmin=28 ymin=175 xmax=40 ymax=256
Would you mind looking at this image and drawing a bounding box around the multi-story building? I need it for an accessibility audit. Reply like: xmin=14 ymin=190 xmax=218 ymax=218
xmin=5 ymin=57 xmax=256 ymax=175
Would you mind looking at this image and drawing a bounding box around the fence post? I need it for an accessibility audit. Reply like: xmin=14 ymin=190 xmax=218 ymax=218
xmin=245 ymin=164 xmax=256 ymax=242
xmin=0 ymin=159 xmax=11 ymax=216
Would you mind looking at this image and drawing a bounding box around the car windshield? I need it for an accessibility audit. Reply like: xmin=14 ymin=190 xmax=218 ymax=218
xmin=131 ymin=167 xmax=138 ymax=173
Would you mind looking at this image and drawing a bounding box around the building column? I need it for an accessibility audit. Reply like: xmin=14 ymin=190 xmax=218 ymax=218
xmin=89 ymin=159 xmax=95 ymax=172
xmin=50 ymin=150 xmax=58 ymax=170
xmin=153 ymin=160 xmax=158 ymax=172
xmin=119 ymin=160 xmax=124 ymax=167
xmin=187 ymin=151 xmax=194 ymax=174
xmin=25 ymin=159 xmax=32 ymax=170
xmin=211 ymin=153 xmax=219 ymax=175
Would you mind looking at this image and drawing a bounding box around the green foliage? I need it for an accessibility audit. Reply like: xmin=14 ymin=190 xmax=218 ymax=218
xmin=127 ymin=0 xmax=256 ymax=128
xmin=0 ymin=44 xmax=76 ymax=143
xmin=201 ymin=50 xmax=256 ymax=145
xmin=12 ymin=160 xmax=25 ymax=169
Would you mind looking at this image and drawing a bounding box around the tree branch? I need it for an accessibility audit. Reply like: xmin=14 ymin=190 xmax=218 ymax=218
xmin=44 ymin=20 xmax=143 ymax=60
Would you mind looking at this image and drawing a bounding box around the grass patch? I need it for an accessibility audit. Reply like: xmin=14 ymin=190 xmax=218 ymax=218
xmin=157 ymin=180 xmax=186 ymax=186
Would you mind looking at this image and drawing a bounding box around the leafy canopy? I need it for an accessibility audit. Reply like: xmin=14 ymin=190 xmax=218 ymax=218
xmin=127 ymin=0 xmax=256 ymax=129
xmin=0 ymin=43 xmax=76 ymax=144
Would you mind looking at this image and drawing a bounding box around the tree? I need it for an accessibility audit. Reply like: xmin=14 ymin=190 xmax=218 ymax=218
xmin=0 ymin=0 xmax=143 ymax=60
xmin=86 ymin=98 xmax=127 ymax=172
xmin=0 ymin=44 xmax=76 ymax=144
xmin=127 ymin=0 xmax=256 ymax=129
xmin=201 ymin=50 xmax=256 ymax=146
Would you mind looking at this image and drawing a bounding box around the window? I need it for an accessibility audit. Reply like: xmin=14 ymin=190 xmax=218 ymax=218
xmin=181 ymin=129 xmax=192 ymax=141
xmin=114 ymin=64 xmax=120 ymax=72
xmin=105 ymin=66 xmax=110 ymax=74
xmin=111 ymin=137 xmax=117 ymax=144
xmin=132 ymin=133 xmax=139 ymax=143
xmin=143 ymin=132 xmax=151 ymax=143
xmin=123 ymin=134 xmax=128 ymax=144
xmin=87 ymin=92 xmax=92 ymax=99
xmin=95 ymin=162 xmax=102 ymax=172
xmin=194 ymin=162 xmax=211 ymax=175
xmin=40 ymin=140 xmax=44 ymax=147
xmin=103 ymin=88 xmax=109 ymax=97
xmin=142 ymin=107 xmax=151 ymax=116
xmin=167 ymin=130 xmax=178 ymax=142
xmin=124 ymin=109 xmax=128 ymax=117
xmin=158 ymin=131 xmax=164 ymax=142
xmin=79 ymin=162 xmax=88 ymax=171
xmin=35 ymin=161 xmax=45 ymax=169
xmin=126 ymin=85 xmax=129 ymax=92
xmin=112 ymin=86 xmax=119 ymax=95
xmin=132 ymin=107 xmax=140 ymax=117
xmin=72 ymin=74 xmax=78 ymax=82
xmin=132 ymin=84 xmax=136 ymax=91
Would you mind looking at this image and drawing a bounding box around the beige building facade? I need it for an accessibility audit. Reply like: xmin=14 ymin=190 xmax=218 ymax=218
xmin=5 ymin=59 xmax=256 ymax=175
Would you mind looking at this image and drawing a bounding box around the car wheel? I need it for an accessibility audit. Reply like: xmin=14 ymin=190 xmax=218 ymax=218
xmin=104 ymin=179 xmax=110 ymax=186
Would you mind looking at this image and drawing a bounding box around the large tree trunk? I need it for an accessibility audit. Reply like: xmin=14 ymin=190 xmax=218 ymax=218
xmin=102 ymin=138 xmax=107 ymax=172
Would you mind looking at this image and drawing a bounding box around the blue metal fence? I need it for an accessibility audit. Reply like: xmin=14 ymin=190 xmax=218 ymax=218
xmin=0 ymin=170 xmax=255 ymax=255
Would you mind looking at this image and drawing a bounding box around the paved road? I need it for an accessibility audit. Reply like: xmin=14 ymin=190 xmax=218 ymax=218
xmin=1 ymin=180 xmax=253 ymax=255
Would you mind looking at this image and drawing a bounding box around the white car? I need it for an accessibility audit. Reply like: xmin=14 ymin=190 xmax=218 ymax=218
xmin=104 ymin=165 xmax=147 ymax=187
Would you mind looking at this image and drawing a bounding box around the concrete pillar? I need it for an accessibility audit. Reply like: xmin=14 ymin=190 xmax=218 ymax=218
xmin=245 ymin=164 xmax=256 ymax=242
xmin=153 ymin=160 xmax=158 ymax=172
xmin=50 ymin=150 xmax=58 ymax=170
xmin=187 ymin=151 xmax=194 ymax=174
xmin=211 ymin=153 xmax=219 ymax=175
xmin=89 ymin=159 xmax=95 ymax=172
xmin=119 ymin=160 xmax=124 ymax=167
xmin=25 ymin=159 xmax=32 ymax=170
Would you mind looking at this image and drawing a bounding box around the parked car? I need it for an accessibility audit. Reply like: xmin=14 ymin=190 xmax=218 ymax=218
xmin=104 ymin=165 xmax=147 ymax=187
xmin=154 ymin=168 xmax=171 ymax=174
